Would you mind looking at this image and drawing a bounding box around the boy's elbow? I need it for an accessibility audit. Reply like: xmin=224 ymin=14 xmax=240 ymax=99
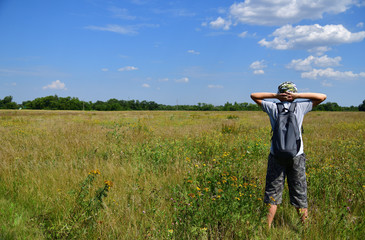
xmin=320 ymin=94 xmax=327 ymax=102
xmin=250 ymin=93 xmax=259 ymax=101
xmin=313 ymin=94 xmax=327 ymax=107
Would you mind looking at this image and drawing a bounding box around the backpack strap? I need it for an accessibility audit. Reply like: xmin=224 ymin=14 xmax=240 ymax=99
xmin=288 ymin=102 xmax=297 ymax=112
xmin=276 ymin=102 xmax=285 ymax=113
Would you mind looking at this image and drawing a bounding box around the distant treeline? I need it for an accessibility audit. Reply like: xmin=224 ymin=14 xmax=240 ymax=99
xmin=1 ymin=95 xmax=364 ymax=111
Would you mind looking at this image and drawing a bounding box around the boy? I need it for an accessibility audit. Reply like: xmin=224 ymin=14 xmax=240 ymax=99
xmin=250 ymin=82 xmax=326 ymax=228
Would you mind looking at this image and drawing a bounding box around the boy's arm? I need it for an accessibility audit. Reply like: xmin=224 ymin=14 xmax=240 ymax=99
xmin=288 ymin=92 xmax=327 ymax=107
xmin=250 ymin=92 xmax=285 ymax=106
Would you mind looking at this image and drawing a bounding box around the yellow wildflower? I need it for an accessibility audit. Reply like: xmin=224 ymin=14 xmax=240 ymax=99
xmin=196 ymin=187 xmax=201 ymax=191
xmin=89 ymin=169 xmax=101 ymax=175
xmin=104 ymin=180 xmax=113 ymax=188
xmin=188 ymin=193 xmax=196 ymax=198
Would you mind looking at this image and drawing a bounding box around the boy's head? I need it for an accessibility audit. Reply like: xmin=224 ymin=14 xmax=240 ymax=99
xmin=277 ymin=81 xmax=298 ymax=94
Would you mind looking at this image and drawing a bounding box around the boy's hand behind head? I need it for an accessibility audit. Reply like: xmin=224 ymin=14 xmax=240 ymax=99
xmin=285 ymin=92 xmax=298 ymax=101
xmin=278 ymin=92 xmax=297 ymax=102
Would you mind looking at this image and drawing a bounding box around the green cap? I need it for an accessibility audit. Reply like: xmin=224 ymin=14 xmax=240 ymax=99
xmin=278 ymin=81 xmax=298 ymax=93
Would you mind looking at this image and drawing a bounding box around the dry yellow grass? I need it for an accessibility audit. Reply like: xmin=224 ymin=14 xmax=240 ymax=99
xmin=0 ymin=110 xmax=364 ymax=239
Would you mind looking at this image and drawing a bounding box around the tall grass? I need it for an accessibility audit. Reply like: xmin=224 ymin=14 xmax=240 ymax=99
xmin=0 ymin=110 xmax=364 ymax=239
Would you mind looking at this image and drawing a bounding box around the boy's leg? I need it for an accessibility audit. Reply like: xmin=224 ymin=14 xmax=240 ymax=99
xmin=264 ymin=154 xmax=285 ymax=228
xmin=296 ymin=208 xmax=308 ymax=223
xmin=268 ymin=204 xmax=278 ymax=228
xmin=287 ymin=154 xmax=308 ymax=223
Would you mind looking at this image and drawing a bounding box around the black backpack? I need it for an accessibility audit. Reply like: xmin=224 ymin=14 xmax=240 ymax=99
xmin=272 ymin=102 xmax=301 ymax=165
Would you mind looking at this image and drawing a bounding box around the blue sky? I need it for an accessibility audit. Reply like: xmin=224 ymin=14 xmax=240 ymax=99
xmin=0 ymin=0 xmax=364 ymax=106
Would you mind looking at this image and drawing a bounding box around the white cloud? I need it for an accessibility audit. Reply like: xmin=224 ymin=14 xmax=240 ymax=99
xmin=253 ymin=70 xmax=265 ymax=75
xmin=85 ymin=24 xmax=138 ymax=35
xmin=357 ymin=22 xmax=364 ymax=28
xmin=142 ymin=83 xmax=150 ymax=88
xmin=175 ymin=77 xmax=189 ymax=83
xmin=101 ymin=68 xmax=109 ymax=72
xmin=307 ymin=46 xmax=332 ymax=56
xmin=287 ymin=55 xmax=342 ymax=71
xmin=43 ymin=80 xmax=67 ymax=90
xmin=301 ymin=68 xmax=365 ymax=79
xmin=238 ymin=31 xmax=248 ymax=38
xmin=209 ymin=17 xmax=231 ymax=30
xmin=187 ymin=50 xmax=200 ymax=55
xmin=259 ymin=24 xmax=365 ymax=53
xmin=208 ymin=84 xmax=223 ymax=89
xmin=250 ymin=60 xmax=266 ymax=70
xmin=227 ymin=0 xmax=355 ymax=26
xmin=250 ymin=60 xmax=266 ymax=74
xmin=118 ymin=66 xmax=138 ymax=71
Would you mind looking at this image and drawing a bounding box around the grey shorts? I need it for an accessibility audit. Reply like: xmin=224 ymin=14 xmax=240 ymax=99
xmin=264 ymin=153 xmax=308 ymax=208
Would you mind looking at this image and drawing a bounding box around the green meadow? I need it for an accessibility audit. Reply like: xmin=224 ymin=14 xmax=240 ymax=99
xmin=0 ymin=110 xmax=364 ymax=239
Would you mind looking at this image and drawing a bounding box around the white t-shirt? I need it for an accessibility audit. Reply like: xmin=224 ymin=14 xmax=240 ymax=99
xmin=261 ymin=100 xmax=313 ymax=156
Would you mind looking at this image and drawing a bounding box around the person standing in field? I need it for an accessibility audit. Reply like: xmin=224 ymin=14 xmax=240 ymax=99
xmin=250 ymin=82 xmax=326 ymax=228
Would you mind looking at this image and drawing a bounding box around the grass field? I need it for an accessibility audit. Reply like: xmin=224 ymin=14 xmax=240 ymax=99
xmin=0 ymin=110 xmax=364 ymax=239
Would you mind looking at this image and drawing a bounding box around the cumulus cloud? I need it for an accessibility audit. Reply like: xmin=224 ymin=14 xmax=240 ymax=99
xmin=43 ymin=80 xmax=67 ymax=90
xmin=357 ymin=22 xmax=364 ymax=28
xmin=101 ymin=68 xmax=109 ymax=72
xmin=214 ymin=0 xmax=356 ymax=27
xmin=250 ymin=60 xmax=266 ymax=74
xmin=175 ymin=77 xmax=189 ymax=83
xmin=259 ymin=24 xmax=365 ymax=53
xmin=142 ymin=83 xmax=150 ymax=88
xmin=287 ymin=55 xmax=342 ymax=71
xmin=301 ymin=68 xmax=365 ymax=79
xmin=208 ymin=84 xmax=223 ymax=89
xmin=118 ymin=66 xmax=138 ymax=71
xmin=209 ymin=17 xmax=231 ymax=30
xmin=187 ymin=50 xmax=200 ymax=55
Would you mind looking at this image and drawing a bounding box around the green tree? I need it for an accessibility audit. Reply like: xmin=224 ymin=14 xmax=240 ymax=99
xmin=0 ymin=96 xmax=18 ymax=109
xmin=359 ymin=100 xmax=365 ymax=111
